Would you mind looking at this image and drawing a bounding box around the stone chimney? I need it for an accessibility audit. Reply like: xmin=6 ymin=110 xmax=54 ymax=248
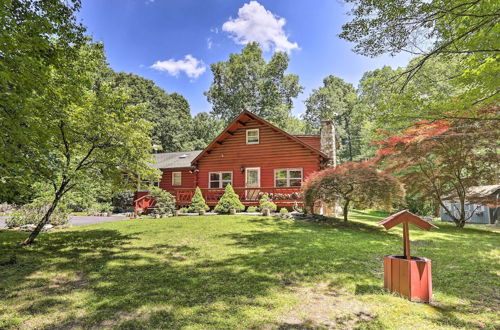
xmin=320 ymin=120 xmax=337 ymax=167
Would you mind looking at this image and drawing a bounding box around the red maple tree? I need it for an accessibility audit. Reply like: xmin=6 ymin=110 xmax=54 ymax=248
xmin=303 ymin=161 xmax=404 ymax=221
xmin=375 ymin=111 xmax=499 ymax=228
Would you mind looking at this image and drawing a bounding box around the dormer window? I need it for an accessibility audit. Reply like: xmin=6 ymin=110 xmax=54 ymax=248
xmin=246 ymin=129 xmax=259 ymax=144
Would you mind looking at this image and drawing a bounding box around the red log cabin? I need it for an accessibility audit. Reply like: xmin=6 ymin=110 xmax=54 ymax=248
xmin=135 ymin=110 xmax=335 ymax=212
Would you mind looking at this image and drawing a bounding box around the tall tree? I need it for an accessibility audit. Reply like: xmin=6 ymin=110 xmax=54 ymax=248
xmin=304 ymin=75 xmax=362 ymax=161
xmin=375 ymin=113 xmax=499 ymax=228
xmin=0 ymin=0 xmax=86 ymax=202
xmin=109 ymin=73 xmax=192 ymax=152
xmin=188 ymin=112 xmax=225 ymax=150
xmin=205 ymin=42 xmax=303 ymax=128
xmin=10 ymin=43 xmax=159 ymax=244
xmin=340 ymin=0 xmax=499 ymax=112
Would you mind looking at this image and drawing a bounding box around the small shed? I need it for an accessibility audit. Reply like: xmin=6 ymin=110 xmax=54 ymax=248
xmin=441 ymin=185 xmax=500 ymax=224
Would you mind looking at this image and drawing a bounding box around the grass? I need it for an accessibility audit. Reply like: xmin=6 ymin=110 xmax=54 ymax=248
xmin=0 ymin=211 xmax=498 ymax=329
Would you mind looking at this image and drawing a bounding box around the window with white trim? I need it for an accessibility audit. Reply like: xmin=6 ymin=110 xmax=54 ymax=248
xmin=209 ymin=172 xmax=232 ymax=188
xmin=274 ymin=169 xmax=303 ymax=187
xmin=246 ymin=129 xmax=259 ymax=144
xmin=172 ymin=172 xmax=182 ymax=186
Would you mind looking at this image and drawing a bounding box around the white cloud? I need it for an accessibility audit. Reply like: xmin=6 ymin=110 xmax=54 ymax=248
xmin=150 ymin=55 xmax=206 ymax=79
xmin=207 ymin=37 xmax=213 ymax=49
xmin=222 ymin=1 xmax=299 ymax=54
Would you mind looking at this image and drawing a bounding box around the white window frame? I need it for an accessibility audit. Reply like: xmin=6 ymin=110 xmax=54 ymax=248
xmin=209 ymin=171 xmax=233 ymax=188
xmin=245 ymin=167 xmax=261 ymax=187
xmin=172 ymin=172 xmax=182 ymax=186
xmin=246 ymin=128 xmax=260 ymax=144
xmin=274 ymin=168 xmax=303 ymax=187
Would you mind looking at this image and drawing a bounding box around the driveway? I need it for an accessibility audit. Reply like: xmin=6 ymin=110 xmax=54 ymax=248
xmin=0 ymin=214 xmax=129 ymax=229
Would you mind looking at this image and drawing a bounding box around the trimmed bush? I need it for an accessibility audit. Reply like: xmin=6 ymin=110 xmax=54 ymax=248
xmin=214 ymin=184 xmax=244 ymax=214
xmin=189 ymin=187 xmax=209 ymax=213
xmin=150 ymin=187 xmax=176 ymax=216
xmin=279 ymin=207 xmax=288 ymax=214
xmin=6 ymin=200 xmax=70 ymax=228
xmin=259 ymin=194 xmax=277 ymax=212
xmin=179 ymin=207 xmax=189 ymax=213
xmin=246 ymin=206 xmax=258 ymax=213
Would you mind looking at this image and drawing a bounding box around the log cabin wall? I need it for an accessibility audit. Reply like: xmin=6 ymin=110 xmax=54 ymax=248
xmin=159 ymin=168 xmax=196 ymax=194
xmin=195 ymin=119 xmax=323 ymax=189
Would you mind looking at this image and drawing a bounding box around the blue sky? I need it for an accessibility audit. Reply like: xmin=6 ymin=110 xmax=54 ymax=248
xmin=78 ymin=0 xmax=412 ymax=116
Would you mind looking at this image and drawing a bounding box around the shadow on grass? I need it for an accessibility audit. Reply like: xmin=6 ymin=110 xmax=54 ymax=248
xmin=1 ymin=213 xmax=498 ymax=328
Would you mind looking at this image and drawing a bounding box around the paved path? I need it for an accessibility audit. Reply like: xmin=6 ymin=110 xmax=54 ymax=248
xmin=0 ymin=215 xmax=129 ymax=229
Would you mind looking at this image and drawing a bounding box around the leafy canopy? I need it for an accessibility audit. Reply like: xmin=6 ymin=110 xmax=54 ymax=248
xmin=375 ymin=113 xmax=499 ymax=227
xmin=205 ymin=42 xmax=303 ymax=128
xmin=340 ymin=0 xmax=499 ymax=112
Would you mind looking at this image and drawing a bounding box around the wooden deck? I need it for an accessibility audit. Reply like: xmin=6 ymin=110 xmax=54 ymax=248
xmin=135 ymin=187 xmax=303 ymax=213
xmin=175 ymin=187 xmax=303 ymax=207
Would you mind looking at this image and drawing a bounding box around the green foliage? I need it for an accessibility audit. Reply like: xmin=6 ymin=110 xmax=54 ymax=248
xmin=205 ymin=42 xmax=303 ymax=128
xmin=109 ymin=72 xmax=195 ymax=152
xmin=1 ymin=38 xmax=160 ymax=244
xmin=304 ymin=75 xmax=363 ymax=161
xmin=111 ymin=191 xmax=135 ymax=213
xmin=214 ymin=184 xmax=244 ymax=214
xmin=188 ymin=112 xmax=225 ymax=150
xmin=178 ymin=207 xmax=189 ymax=214
xmin=149 ymin=187 xmax=176 ymax=216
xmin=189 ymin=187 xmax=209 ymax=213
xmin=259 ymin=194 xmax=277 ymax=212
xmin=341 ymin=0 xmax=499 ymax=114
xmin=6 ymin=199 xmax=70 ymax=228
xmin=246 ymin=206 xmax=258 ymax=213
xmin=279 ymin=208 xmax=289 ymax=214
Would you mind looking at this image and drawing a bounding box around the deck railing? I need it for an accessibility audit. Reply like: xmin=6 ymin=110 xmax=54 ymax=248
xmin=175 ymin=187 xmax=303 ymax=206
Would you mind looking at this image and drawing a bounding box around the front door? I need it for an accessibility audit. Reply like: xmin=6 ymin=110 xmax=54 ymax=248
xmin=245 ymin=167 xmax=260 ymax=200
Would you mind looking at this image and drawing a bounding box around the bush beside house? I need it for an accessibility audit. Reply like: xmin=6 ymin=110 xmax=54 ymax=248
xmin=214 ymin=184 xmax=245 ymax=214
xmin=259 ymin=194 xmax=277 ymax=216
xmin=6 ymin=200 xmax=70 ymax=228
xmin=149 ymin=187 xmax=176 ymax=216
xmin=189 ymin=187 xmax=209 ymax=214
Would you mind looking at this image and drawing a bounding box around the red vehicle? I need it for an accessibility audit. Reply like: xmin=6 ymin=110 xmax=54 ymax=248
xmin=135 ymin=110 xmax=334 ymax=212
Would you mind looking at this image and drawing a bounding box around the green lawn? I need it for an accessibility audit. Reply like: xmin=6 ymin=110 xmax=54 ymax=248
xmin=1 ymin=212 xmax=498 ymax=329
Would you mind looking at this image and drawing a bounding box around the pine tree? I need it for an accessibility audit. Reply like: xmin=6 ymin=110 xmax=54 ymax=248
xmin=214 ymin=184 xmax=244 ymax=214
xmin=189 ymin=187 xmax=209 ymax=213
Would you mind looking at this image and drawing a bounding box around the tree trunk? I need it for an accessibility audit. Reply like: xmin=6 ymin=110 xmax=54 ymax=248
xmin=343 ymin=200 xmax=350 ymax=222
xmin=21 ymin=180 xmax=69 ymax=245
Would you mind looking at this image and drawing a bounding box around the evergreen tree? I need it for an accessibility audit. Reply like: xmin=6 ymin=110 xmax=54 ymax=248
xmin=189 ymin=187 xmax=209 ymax=213
xmin=214 ymin=184 xmax=244 ymax=214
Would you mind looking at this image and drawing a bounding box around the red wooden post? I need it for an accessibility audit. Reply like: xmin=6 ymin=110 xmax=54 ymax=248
xmin=403 ymin=222 xmax=411 ymax=260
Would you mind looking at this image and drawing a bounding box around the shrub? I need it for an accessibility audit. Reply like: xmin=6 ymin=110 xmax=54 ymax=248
xmin=112 ymin=191 xmax=134 ymax=213
xmin=279 ymin=207 xmax=288 ymax=214
xmin=259 ymin=194 xmax=277 ymax=212
xmin=179 ymin=207 xmax=189 ymax=213
xmin=214 ymin=184 xmax=244 ymax=214
xmin=302 ymin=161 xmax=404 ymax=221
xmin=150 ymin=187 xmax=176 ymax=216
xmin=189 ymin=187 xmax=209 ymax=213
xmin=246 ymin=206 xmax=258 ymax=212
xmin=6 ymin=200 xmax=70 ymax=228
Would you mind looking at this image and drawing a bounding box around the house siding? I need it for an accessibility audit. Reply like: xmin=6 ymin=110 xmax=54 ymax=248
xmin=195 ymin=119 xmax=323 ymax=189
xmin=159 ymin=168 xmax=196 ymax=194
